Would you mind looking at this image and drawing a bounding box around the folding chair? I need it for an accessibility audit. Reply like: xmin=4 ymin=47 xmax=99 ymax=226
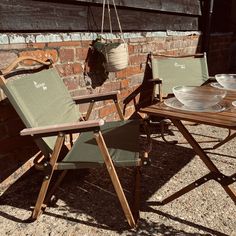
xmin=0 ymin=56 xmax=150 ymax=228
xmin=148 ymin=52 xmax=233 ymax=147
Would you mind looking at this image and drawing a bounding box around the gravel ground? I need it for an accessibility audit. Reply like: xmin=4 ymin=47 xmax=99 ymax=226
xmin=0 ymin=123 xmax=235 ymax=236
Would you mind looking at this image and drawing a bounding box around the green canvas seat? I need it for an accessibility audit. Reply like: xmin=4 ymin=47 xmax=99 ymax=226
xmin=0 ymin=56 xmax=149 ymax=228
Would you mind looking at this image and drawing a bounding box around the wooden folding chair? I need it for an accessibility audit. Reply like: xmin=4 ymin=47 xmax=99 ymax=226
xmin=148 ymin=52 xmax=233 ymax=147
xmin=0 ymin=56 xmax=150 ymax=228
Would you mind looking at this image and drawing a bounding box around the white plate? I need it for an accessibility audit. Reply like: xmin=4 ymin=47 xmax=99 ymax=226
xmin=232 ymin=101 xmax=236 ymax=107
xmin=210 ymin=82 xmax=236 ymax=91
xmin=164 ymin=97 xmax=226 ymax=112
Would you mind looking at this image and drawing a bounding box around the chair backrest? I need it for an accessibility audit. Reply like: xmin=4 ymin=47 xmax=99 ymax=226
xmin=150 ymin=53 xmax=209 ymax=98
xmin=0 ymin=58 xmax=81 ymax=154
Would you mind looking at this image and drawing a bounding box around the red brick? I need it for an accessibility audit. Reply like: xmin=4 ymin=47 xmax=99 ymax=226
xmin=123 ymin=106 xmax=135 ymax=119
xmin=128 ymin=45 xmax=135 ymax=54
xmin=76 ymin=48 xmax=89 ymax=61
xmin=129 ymin=54 xmax=147 ymax=66
xmin=59 ymin=48 xmax=75 ymax=63
xmin=81 ymin=41 xmax=92 ymax=48
xmin=121 ymin=79 xmax=129 ymax=89
xmin=116 ymin=69 xmax=127 ymax=79
xmin=0 ymin=44 xmax=28 ymax=50
xmin=48 ymin=41 xmax=81 ymax=47
xmin=0 ymin=52 xmax=18 ymax=70
xmin=29 ymin=43 xmax=46 ymax=49
xmin=63 ymin=77 xmax=79 ymax=90
xmin=56 ymin=64 xmax=73 ymax=77
xmin=72 ymin=63 xmax=83 ymax=74
xmin=99 ymin=105 xmax=117 ymax=118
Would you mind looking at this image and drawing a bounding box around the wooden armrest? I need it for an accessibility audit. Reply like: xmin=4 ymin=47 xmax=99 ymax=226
xmin=20 ymin=119 xmax=104 ymax=137
xmin=148 ymin=78 xmax=162 ymax=84
xmin=2 ymin=56 xmax=52 ymax=75
xmin=73 ymin=91 xmax=120 ymax=103
xmin=207 ymin=76 xmax=216 ymax=80
xmin=151 ymin=53 xmax=204 ymax=58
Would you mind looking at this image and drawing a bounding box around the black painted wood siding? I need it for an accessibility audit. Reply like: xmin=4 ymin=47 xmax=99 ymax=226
xmin=0 ymin=0 xmax=202 ymax=32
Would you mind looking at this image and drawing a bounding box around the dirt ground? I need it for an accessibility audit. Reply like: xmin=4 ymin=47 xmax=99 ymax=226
xmin=0 ymin=123 xmax=235 ymax=236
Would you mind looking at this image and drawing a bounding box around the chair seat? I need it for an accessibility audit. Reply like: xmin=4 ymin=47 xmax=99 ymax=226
xmin=59 ymin=120 xmax=141 ymax=168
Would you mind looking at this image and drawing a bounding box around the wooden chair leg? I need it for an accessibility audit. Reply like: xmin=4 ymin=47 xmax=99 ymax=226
xmin=31 ymin=134 xmax=65 ymax=220
xmin=94 ymin=131 xmax=136 ymax=228
xmin=85 ymin=102 xmax=95 ymax=120
xmin=44 ymin=170 xmax=68 ymax=206
xmin=114 ymin=100 xmax=125 ymax=121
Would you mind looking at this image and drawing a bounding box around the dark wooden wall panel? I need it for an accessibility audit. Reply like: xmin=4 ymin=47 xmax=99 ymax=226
xmin=72 ymin=0 xmax=201 ymax=15
xmin=0 ymin=0 xmax=201 ymax=32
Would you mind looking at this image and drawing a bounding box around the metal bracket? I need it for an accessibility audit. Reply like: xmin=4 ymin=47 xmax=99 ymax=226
xmin=212 ymin=172 xmax=236 ymax=186
xmin=42 ymin=162 xmax=53 ymax=180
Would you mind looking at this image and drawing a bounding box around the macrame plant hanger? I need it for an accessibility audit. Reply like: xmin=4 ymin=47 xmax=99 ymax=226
xmin=100 ymin=0 xmax=129 ymax=72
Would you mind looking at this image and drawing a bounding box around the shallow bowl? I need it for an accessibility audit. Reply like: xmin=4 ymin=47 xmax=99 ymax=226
xmin=173 ymin=86 xmax=226 ymax=110
xmin=215 ymin=74 xmax=236 ymax=90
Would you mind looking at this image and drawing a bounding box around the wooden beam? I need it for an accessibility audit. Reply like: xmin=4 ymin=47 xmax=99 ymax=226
xmin=0 ymin=1 xmax=199 ymax=32
xmin=46 ymin=0 xmax=202 ymax=15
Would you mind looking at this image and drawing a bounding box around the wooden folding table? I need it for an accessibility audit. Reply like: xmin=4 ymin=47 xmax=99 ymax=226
xmin=140 ymin=87 xmax=236 ymax=204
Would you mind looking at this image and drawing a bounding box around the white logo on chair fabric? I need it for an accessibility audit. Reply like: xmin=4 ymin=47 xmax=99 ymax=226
xmin=174 ymin=62 xmax=186 ymax=69
xmin=33 ymin=81 xmax=47 ymax=90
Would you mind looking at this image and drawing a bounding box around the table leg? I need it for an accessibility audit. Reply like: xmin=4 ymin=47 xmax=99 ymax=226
xmin=161 ymin=119 xmax=236 ymax=204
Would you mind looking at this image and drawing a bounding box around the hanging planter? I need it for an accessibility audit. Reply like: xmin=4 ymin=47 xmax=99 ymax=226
xmin=101 ymin=41 xmax=128 ymax=72
xmin=97 ymin=0 xmax=129 ymax=72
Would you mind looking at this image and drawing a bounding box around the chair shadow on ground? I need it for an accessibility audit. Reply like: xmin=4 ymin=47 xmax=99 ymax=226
xmin=0 ymin=135 xmax=228 ymax=236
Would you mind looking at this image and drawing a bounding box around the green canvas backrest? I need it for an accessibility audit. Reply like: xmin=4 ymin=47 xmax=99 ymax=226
xmin=2 ymin=68 xmax=81 ymax=152
xmin=151 ymin=54 xmax=209 ymax=96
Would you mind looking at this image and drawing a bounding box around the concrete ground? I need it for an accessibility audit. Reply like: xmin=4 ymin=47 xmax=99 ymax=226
xmin=0 ymin=123 xmax=235 ymax=235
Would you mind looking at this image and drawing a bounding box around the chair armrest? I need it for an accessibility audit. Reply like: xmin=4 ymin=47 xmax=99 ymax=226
xmin=148 ymin=78 xmax=162 ymax=84
xmin=208 ymin=76 xmax=216 ymax=81
xmin=20 ymin=119 xmax=104 ymax=137
xmin=72 ymin=91 xmax=120 ymax=104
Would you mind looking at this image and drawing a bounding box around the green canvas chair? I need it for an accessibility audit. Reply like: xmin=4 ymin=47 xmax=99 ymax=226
xmin=150 ymin=53 xmax=210 ymax=100
xmin=148 ymin=52 xmax=232 ymax=147
xmin=0 ymin=56 xmax=150 ymax=228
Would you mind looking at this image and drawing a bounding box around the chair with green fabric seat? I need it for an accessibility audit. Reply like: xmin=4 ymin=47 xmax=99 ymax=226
xmin=148 ymin=52 xmax=231 ymax=146
xmin=0 ymin=56 xmax=150 ymax=228
xmin=149 ymin=52 xmax=210 ymax=102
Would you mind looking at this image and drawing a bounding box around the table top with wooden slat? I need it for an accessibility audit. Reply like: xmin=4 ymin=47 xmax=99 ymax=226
xmin=140 ymin=88 xmax=236 ymax=129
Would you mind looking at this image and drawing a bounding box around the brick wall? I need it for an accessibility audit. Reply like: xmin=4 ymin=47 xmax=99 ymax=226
xmin=0 ymin=31 xmax=233 ymax=192
xmin=207 ymin=33 xmax=235 ymax=75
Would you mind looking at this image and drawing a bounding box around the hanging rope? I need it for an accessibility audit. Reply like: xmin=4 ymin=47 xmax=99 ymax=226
xmin=101 ymin=0 xmax=106 ymax=34
xmin=111 ymin=0 xmax=123 ymax=36
xmin=107 ymin=0 xmax=113 ymax=35
xmin=101 ymin=0 xmax=124 ymax=37
xmin=98 ymin=0 xmax=128 ymax=72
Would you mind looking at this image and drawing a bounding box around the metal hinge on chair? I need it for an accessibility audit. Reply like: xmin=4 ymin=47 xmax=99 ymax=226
xmin=35 ymin=161 xmax=53 ymax=180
